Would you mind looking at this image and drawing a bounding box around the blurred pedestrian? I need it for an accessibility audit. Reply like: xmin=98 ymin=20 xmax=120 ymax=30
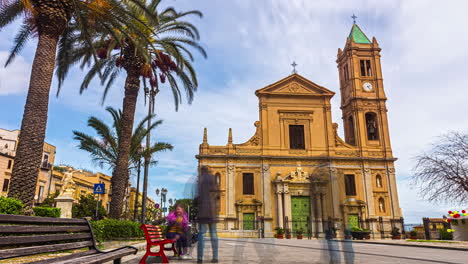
xmin=197 ymin=166 xmax=219 ymax=263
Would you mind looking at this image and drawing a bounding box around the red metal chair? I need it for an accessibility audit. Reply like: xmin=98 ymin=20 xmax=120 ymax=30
xmin=140 ymin=224 xmax=178 ymax=263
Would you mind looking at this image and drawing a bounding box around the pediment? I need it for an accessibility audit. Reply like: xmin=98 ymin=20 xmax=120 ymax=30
xmin=255 ymin=73 xmax=335 ymax=97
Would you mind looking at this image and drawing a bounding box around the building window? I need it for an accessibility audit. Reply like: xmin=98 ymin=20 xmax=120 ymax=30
xmin=378 ymin=197 xmax=386 ymax=213
xmin=365 ymin=112 xmax=379 ymax=140
xmin=360 ymin=60 xmax=372 ymax=76
xmin=2 ymin=179 xmax=9 ymax=192
xmin=38 ymin=186 xmax=44 ymax=202
xmin=344 ymin=174 xmax=356 ymax=196
xmin=289 ymin=125 xmax=305 ymax=149
xmin=376 ymin=174 xmax=383 ymax=188
xmin=243 ymin=173 xmax=254 ymax=195
xmin=347 ymin=116 xmax=356 ymax=145
xmin=343 ymin=64 xmax=349 ymax=82
xmin=43 ymin=153 xmax=49 ymax=163
xmin=7 ymin=160 xmax=12 ymax=169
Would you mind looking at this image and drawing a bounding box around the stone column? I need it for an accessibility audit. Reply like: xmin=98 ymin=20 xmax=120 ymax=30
xmin=275 ymin=184 xmax=283 ymax=228
xmin=363 ymin=168 xmax=375 ymax=216
xmin=262 ymin=164 xmax=271 ymax=217
xmin=227 ymin=165 xmax=236 ymax=217
xmin=283 ymin=184 xmax=291 ymax=230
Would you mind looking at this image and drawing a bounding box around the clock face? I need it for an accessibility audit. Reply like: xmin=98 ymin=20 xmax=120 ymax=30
xmin=363 ymin=82 xmax=373 ymax=92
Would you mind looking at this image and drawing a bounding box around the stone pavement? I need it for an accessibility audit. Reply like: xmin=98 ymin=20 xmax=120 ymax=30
xmin=120 ymin=238 xmax=468 ymax=264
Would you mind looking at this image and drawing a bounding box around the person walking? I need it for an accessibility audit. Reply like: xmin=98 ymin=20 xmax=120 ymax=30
xmin=196 ymin=167 xmax=219 ymax=263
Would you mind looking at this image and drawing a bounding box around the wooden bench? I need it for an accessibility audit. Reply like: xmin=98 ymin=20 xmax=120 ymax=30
xmin=140 ymin=224 xmax=177 ymax=263
xmin=0 ymin=214 xmax=137 ymax=264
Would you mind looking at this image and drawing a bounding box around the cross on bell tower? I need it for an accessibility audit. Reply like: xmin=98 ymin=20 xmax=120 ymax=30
xmin=351 ymin=14 xmax=357 ymax=24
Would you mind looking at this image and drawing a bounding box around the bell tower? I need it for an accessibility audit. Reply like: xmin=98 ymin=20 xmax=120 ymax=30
xmin=336 ymin=22 xmax=392 ymax=157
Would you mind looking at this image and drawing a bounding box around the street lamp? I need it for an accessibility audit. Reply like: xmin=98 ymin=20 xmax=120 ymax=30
xmin=161 ymin=188 xmax=168 ymax=216
xmin=133 ymin=145 xmax=144 ymax=222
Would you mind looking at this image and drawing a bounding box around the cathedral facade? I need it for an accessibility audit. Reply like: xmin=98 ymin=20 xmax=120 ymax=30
xmin=196 ymin=23 xmax=402 ymax=237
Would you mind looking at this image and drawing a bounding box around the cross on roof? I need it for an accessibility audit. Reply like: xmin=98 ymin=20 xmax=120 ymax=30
xmin=351 ymin=14 xmax=357 ymax=24
xmin=291 ymin=61 xmax=298 ymax=74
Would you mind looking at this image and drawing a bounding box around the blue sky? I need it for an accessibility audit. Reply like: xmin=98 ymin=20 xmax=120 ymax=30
xmin=1 ymin=0 xmax=468 ymax=223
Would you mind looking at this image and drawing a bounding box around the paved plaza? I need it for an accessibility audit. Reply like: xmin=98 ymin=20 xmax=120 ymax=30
xmin=121 ymin=238 xmax=468 ymax=264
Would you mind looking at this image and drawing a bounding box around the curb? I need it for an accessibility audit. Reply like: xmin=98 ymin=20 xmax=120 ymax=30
xmin=342 ymin=240 xmax=468 ymax=251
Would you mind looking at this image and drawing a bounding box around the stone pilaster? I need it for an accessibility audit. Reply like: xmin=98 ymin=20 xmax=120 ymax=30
xmin=262 ymin=164 xmax=272 ymax=218
xmin=283 ymin=184 xmax=291 ymax=230
xmin=227 ymin=165 xmax=236 ymax=217
xmin=329 ymin=167 xmax=340 ymax=218
xmin=363 ymin=168 xmax=375 ymax=216
xmin=387 ymin=167 xmax=401 ymax=217
xmin=275 ymin=184 xmax=283 ymax=228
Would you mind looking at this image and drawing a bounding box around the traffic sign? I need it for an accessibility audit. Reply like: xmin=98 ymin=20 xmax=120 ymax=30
xmin=162 ymin=207 xmax=167 ymax=212
xmin=93 ymin=184 xmax=105 ymax=194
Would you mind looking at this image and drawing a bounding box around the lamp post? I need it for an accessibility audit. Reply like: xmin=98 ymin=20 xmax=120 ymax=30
xmin=161 ymin=188 xmax=168 ymax=217
xmin=140 ymin=85 xmax=158 ymax=224
xmin=133 ymin=145 xmax=143 ymax=222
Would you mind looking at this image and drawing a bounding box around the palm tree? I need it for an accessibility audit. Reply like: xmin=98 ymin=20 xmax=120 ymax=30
xmin=1 ymin=0 xmax=159 ymax=207
xmin=73 ymin=106 xmax=172 ymax=219
xmin=76 ymin=0 xmax=206 ymax=218
xmin=72 ymin=107 xmax=172 ymax=173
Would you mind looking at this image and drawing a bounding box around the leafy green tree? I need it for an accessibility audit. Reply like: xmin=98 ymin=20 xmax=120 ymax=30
xmin=72 ymin=194 xmax=108 ymax=220
xmin=76 ymin=0 xmax=206 ymax=218
xmin=1 ymin=0 xmax=159 ymax=208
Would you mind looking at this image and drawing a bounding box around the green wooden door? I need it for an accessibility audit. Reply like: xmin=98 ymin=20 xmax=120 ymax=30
xmin=347 ymin=214 xmax=359 ymax=230
xmin=243 ymin=213 xmax=255 ymax=230
xmin=291 ymin=196 xmax=310 ymax=234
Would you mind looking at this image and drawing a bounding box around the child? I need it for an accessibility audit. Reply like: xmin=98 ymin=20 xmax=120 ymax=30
xmin=166 ymin=204 xmax=191 ymax=259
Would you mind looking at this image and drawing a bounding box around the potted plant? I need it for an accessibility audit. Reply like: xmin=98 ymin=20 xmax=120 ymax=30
xmin=285 ymin=228 xmax=292 ymax=239
xmin=296 ymin=229 xmax=304 ymax=239
xmin=350 ymin=227 xmax=371 ymax=240
xmin=275 ymin=227 xmax=284 ymax=239
xmin=410 ymin=230 xmax=417 ymax=240
xmin=391 ymin=227 xmax=401 ymax=240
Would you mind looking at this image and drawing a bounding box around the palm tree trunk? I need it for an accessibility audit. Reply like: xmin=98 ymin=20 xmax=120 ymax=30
xmin=133 ymin=159 xmax=141 ymax=222
xmin=8 ymin=33 xmax=59 ymax=208
xmin=140 ymin=93 xmax=152 ymax=223
xmin=109 ymin=73 xmax=140 ymax=219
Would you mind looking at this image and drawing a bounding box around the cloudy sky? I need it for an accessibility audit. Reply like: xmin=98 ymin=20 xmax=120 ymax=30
xmin=1 ymin=0 xmax=467 ymax=223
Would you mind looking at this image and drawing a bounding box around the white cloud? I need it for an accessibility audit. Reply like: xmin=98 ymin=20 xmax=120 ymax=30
xmin=0 ymin=52 xmax=31 ymax=95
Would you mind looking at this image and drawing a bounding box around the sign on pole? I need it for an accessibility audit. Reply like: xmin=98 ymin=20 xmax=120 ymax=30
xmin=93 ymin=184 xmax=105 ymax=194
xmin=162 ymin=207 xmax=167 ymax=212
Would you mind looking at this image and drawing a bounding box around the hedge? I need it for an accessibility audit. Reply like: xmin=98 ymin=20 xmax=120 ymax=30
xmin=0 ymin=197 xmax=23 ymax=215
xmin=33 ymin=207 xmax=61 ymax=218
xmin=91 ymin=219 xmax=144 ymax=242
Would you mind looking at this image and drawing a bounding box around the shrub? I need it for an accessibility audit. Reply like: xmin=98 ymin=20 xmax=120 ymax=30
xmin=72 ymin=194 xmax=108 ymax=220
xmin=0 ymin=197 xmax=23 ymax=215
xmin=36 ymin=192 xmax=59 ymax=207
xmin=391 ymin=227 xmax=401 ymax=236
xmin=275 ymin=227 xmax=284 ymax=235
xmin=439 ymin=229 xmax=453 ymax=240
xmin=33 ymin=207 xmax=61 ymax=218
xmin=91 ymin=219 xmax=144 ymax=243
xmin=410 ymin=230 xmax=417 ymax=237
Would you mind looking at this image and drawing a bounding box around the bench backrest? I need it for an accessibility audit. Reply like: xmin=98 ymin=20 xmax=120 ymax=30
xmin=0 ymin=214 xmax=96 ymax=260
xmin=141 ymin=224 xmax=165 ymax=243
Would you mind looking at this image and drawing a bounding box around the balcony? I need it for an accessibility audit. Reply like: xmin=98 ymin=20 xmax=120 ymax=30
xmin=40 ymin=161 xmax=52 ymax=170
xmin=0 ymin=148 xmax=15 ymax=157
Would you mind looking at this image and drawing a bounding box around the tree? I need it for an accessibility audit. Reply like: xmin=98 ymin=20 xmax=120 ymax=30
xmin=72 ymin=107 xmax=172 ymax=172
xmin=72 ymin=194 xmax=108 ymax=220
xmin=412 ymin=131 xmax=468 ymax=203
xmin=77 ymin=0 xmax=206 ymax=218
xmin=1 ymin=0 xmax=159 ymax=207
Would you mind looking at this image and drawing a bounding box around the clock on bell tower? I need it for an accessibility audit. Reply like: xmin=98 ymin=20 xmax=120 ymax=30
xmin=336 ymin=22 xmax=393 ymax=157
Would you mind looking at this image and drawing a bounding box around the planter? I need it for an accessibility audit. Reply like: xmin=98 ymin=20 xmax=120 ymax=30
xmin=364 ymin=234 xmax=371 ymax=240
xmin=392 ymin=235 xmax=401 ymax=240
xmin=297 ymin=234 xmax=303 ymax=239
xmin=351 ymin=231 xmax=370 ymax=240
xmin=276 ymin=234 xmax=284 ymax=239
xmin=286 ymin=234 xmax=291 ymax=239
xmin=410 ymin=236 xmax=417 ymax=240
xmin=344 ymin=235 xmax=352 ymax=240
